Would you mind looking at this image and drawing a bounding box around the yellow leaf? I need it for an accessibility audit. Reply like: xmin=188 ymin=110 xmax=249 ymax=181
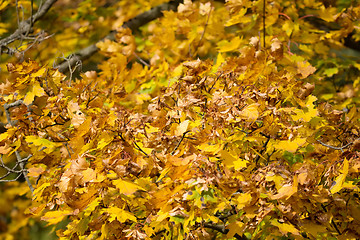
xmin=80 ymin=142 xmax=94 ymax=155
xmin=330 ymin=159 xmax=349 ymax=194
xmin=33 ymin=81 xmax=45 ymax=97
xmin=217 ymin=36 xmax=243 ymax=52
xmin=32 ymin=67 xmax=47 ymax=78
xmin=292 ymin=95 xmax=318 ymax=122
xmin=226 ymin=221 xmax=245 ymax=238
xmin=220 ymin=149 xmax=237 ymax=166
xmin=24 ymin=87 xmax=35 ymax=105
xmin=233 ymin=158 xmax=248 ymax=170
xmin=220 ymin=149 xmax=248 ymax=170
xmin=67 ymin=100 xmax=86 ymax=128
xmin=77 ymin=117 xmax=91 ymax=137
xmin=155 ymin=210 xmax=170 ymax=222
xmin=41 ymin=209 xmax=73 ymax=225
xmin=84 ymin=198 xmax=100 ymax=217
xmin=240 ymin=103 xmax=259 ymax=121
xmin=342 ymin=181 xmax=358 ymax=190
xmin=175 ymin=120 xmax=189 ymax=136
xmin=282 ymin=21 xmax=295 ymax=37
xmin=52 ymin=69 xmax=66 ymax=86
xmin=97 ymin=132 xmax=113 ymax=149
xmin=210 ymin=53 xmax=225 ymax=74
xmin=167 ymin=154 xmax=194 ymax=166
xmin=318 ymin=6 xmax=338 ymax=22
xmin=25 ymin=136 xmax=60 ymax=154
xmin=33 ymin=182 xmax=51 ymax=199
xmin=107 ymin=111 xmax=117 ymax=127
xmin=107 ymin=171 xmax=118 ymax=180
xmin=0 ymin=132 xmax=9 ymax=142
xmin=271 ymin=220 xmax=300 ymax=236
xmin=300 ymin=220 xmax=327 ymax=237
xmin=0 ymin=1 xmax=10 ymax=11
xmin=266 ymin=173 xmax=284 ymax=190
xmin=156 ymin=167 xmax=171 ymax=183
xmin=197 ymin=143 xmax=222 ymax=153
xmin=113 ymin=179 xmax=145 ymax=195
xmin=82 ymin=168 xmax=97 ymax=183
xmin=95 ymin=173 xmax=106 ymax=183
xmin=107 ymin=206 xmax=136 ymax=223
xmin=272 ymin=175 xmax=298 ymax=200
xmin=25 ymin=203 xmax=46 ymax=216
xmin=96 ymin=39 xmax=122 ymax=53
xmin=273 ymin=138 xmax=306 ymax=153
xmin=233 ymin=192 xmax=252 ymax=209
xmin=134 ymin=141 xmax=152 ymax=155
xmin=225 ymin=8 xmax=248 ymax=26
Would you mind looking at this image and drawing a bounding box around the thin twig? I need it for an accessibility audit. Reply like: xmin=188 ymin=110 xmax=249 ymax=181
xmin=0 ymin=173 xmax=23 ymax=182
xmin=0 ymin=156 xmax=22 ymax=174
xmin=209 ymin=73 xmax=222 ymax=93
xmin=133 ymin=141 xmax=149 ymax=157
xmin=133 ymin=52 xmax=150 ymax=67
xmin=25 ymin=0 xmax=35 ymax=37
xmin=316 ymin=138 xmax=358 ymax=153
xmin=0 ymin=0 xmax=57 ymax=48
xmin=171 ymin=131 xmax=189 ymax=155
xmin=255 ymin=133 xmax=270 ymax=164
xmin=193 ymin=5 xmax=212 ymax=56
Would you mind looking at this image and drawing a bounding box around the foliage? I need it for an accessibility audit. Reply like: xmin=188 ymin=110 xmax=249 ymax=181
xmin=1 ymin=0 xmax=360 ymax=239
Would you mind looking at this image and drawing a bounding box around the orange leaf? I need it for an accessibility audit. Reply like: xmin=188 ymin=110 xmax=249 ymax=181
xmin=0 ymin=143 xmax=11 ymax=154
xmin=297 ymin=61 xmax=316 ymax=79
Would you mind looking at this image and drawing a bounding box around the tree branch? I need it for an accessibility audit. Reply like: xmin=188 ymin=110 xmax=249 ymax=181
xmin=171 ymin=131 xmax=189 ymax=155
xmin=316 ymin=138 xmax=358 ymax=153
xmin=0 ymin=0 xmax=57 ymax=52
xmin=56 ymin=0 xmax=184 ymax=73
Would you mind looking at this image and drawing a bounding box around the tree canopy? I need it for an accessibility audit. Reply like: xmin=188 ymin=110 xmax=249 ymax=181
xmin=1 ymin=0 xmax=360 ymax=239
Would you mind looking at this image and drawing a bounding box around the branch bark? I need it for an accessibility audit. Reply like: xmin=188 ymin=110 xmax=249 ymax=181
xmin=0 ymin=0 xmax=57 ymax=52
xmin=56 ymin=0 xmax=183 ymax=73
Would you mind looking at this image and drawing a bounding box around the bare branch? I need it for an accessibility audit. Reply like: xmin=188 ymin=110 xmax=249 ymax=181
xmin=192 ymin=4 xmax=212 ymax=57
xmin=316 ymin=138 xmax=358 ymax=153
xmin=255 ymin=133 xmax=270 ymax=164
xmin=0 ymin=0 xmax=57 ymax=53
xmin=133 ymin=141 xmax=149 ymax=157
xmin=0 ymin=156 xmax=23 ymax=174
xmin=56 ymin=0 xmax=183 ymax=73
xmin=133 ymin=52 xmax=150 ymax=67
xmin=4 ymin=99 xmax=24 ymax=110
xmin=171 ymin=131 xmax=189 ymax=155
xmin=0 ymin=172 xmax=23 ymax=182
